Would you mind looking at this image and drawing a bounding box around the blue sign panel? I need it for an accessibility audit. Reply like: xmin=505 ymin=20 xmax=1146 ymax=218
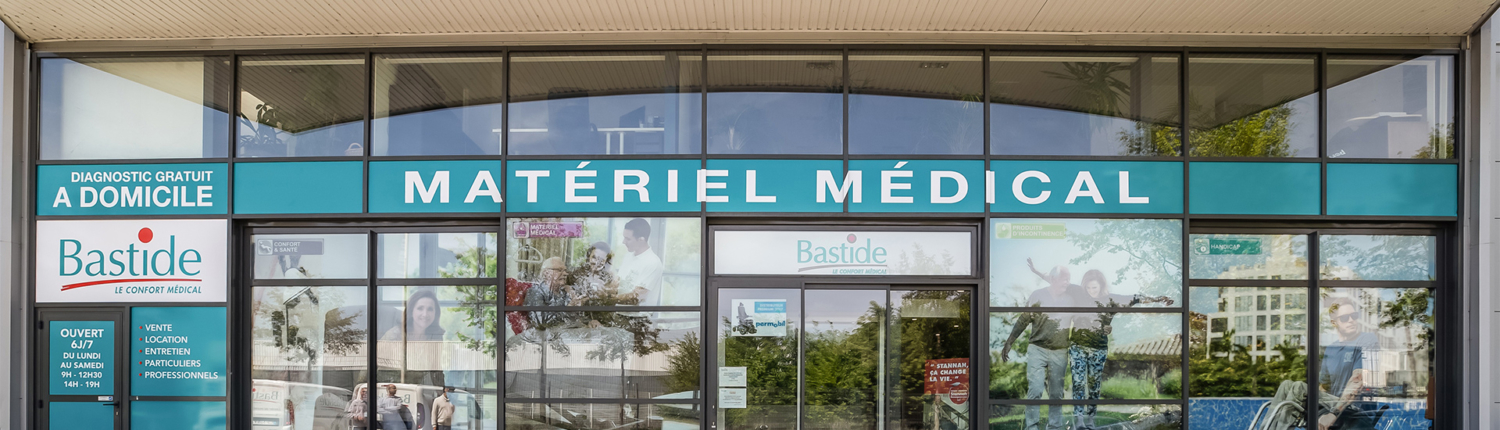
xmin=50 ymin=320 xmax=114 ymax=395
xmin=1327 ymin=163 xmax=1456 ymax=217
xmin=989 ymin=160 xmax=1184 ymax=214
xmin=1190 ymin=162 xmax=1320 ymax=215
xmin=369 ymin=160 xmax=504 ymax=213
xmin=37 ymin=163 xmax=228 ymax=216
xmin=131 ymin=307 xmax=227 ymax=397
xmin=506 ymin=159 xmax=701 ymax=212
xmin=848 ymin=160 xmax=986 ymax=213
xmin=50 ymin=402 xmax=115 ymax=429
xmin=234 ymin=161 xmax=363 ymax=214
xmin=706 ymin=159 xmax=844 ymax=212
xmin=132 ymin=401 xmax=227 ymax=430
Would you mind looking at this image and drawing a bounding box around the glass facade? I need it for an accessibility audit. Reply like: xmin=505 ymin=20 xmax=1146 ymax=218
xmin=28 ymin=47 xmax=1459 ymax=430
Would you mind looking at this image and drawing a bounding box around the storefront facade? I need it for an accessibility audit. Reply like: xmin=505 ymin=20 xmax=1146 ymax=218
xmin=10 ymin=43 xmax=1470 ymax=430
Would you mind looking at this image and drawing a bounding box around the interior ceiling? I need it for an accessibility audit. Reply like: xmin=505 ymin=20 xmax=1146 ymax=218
xmin=1 ymin=0 xmax=1495 ymax=50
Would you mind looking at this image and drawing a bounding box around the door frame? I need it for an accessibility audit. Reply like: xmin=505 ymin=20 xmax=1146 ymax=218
xmin=36 ymin=307 xmax=127 ymax=430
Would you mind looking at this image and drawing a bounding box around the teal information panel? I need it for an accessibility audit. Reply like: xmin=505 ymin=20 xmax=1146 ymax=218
xmin=369 ymin=160 xmax=504 ymax=213
xmin=1189 ymin=162 xmax=1320 ymax=215
xmin=49 ymin=402 xmax=114 ymax=429
xmin=131 ymin=307 xmax=227 ymax=397
xmin=1327 ymin=163 xmax=1457 ymax=217
xmin=131 ymin=401 xmax=226 ymax=430
xmin=50 ymin=320 xmax=114 ymax=395
xmin=234 ymin=161 xmax=363 ymax=214
xmin=37 ymin=163 xmax=228 ymax=216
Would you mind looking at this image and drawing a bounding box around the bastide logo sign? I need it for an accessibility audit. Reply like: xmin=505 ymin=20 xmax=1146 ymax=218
xmin=36 ymin=219 xmax=227 ymax=303
xmin=714 ymin=230 xmax=973 ymax=276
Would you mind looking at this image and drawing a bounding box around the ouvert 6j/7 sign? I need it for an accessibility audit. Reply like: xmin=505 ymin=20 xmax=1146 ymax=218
xmin=36 ymin=219 xmax=227 ymax=303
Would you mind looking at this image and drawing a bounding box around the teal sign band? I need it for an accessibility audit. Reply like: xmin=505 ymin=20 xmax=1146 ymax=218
xmin=235 ymin=161 xmax=363 ymax=214
xmin=1327 ymin=163 xmax=1457 ymax=217
xmin=131 ymin=307 xmax=227 ymax=397
xmin=131 ymin=401 xmax=227 ymax=430
xmin=990 ymin=160 xmax=1183 ymax=214
xmin=37 ymin=163 xmax=227 ymax=216
xmin=50 ymin=402 xmax=116 ymax=429
xmin=369 ymin=160 xmax=504 ymax=213
xmin=506 ymin=159 xmax=701 ymax=212
xmin=50 ymin=320 xmax=114 ymax=395
xmin=706 ymin=159 xmax=844 ymax=212
xmin=1190 ymin=162 xmax=1319 ymax=215
xmin=848 ymin=160 xmax=986 ymax=213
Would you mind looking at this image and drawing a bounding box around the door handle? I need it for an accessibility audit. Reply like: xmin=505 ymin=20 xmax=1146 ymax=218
xmin=102 ymin=402 xmax=119 ymax=407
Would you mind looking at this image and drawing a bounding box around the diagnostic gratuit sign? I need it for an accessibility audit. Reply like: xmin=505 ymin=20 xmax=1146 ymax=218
xmin=37 ymin=163 xmax=227 ymax=216
xmin=36 ymin=220 xmax=227 ymax=303
xmin=50 ymin=321 xmax=114 ymax=395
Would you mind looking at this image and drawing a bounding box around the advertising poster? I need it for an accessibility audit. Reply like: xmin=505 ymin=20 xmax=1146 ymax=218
xmin=728 ymin=299 xmax=787 ymax=337
xmin=989 ymin=218 xmax=1182 ymax=307
xmin=36 ymin=219 xmax=227 ymax=303
xmin=923 ymin=358 xmax=970 ymax=405
xmin=713 ymin=230 xmax=972 ymax=276
xmin=504 ymin=217 xmax=702 ymax=312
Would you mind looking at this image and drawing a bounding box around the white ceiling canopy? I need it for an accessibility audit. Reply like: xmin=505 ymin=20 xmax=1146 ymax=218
xmin=2 ymin=0 xmax=1495 ymax=51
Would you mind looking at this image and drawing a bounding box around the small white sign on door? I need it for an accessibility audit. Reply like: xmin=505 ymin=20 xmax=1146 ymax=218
xmin=719 ymin=388 xmax=747 ymax=409
xmin=719 ymin=367 xmax=748 ymax=387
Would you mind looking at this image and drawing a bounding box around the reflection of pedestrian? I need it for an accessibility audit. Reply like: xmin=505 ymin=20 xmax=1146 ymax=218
xmin=432 ymin=387 xmax=456 ymax=430
xmin=617 ymin=218 xmax=664 ymax=306
xmin=1066 ymin=270 xmax=1173 ymax=428
xmin=382 ymin=288 xmax=447 ymax=387
xmin=1002 ymin=258 xmax=1085 ymax=430
xmin=345 ymin=387 xmax=370 ymax=430
xmin=378 ymin=385 xmax=410 ymax=430
xmin=1317 ymin=297 xmax=1379 ymax=430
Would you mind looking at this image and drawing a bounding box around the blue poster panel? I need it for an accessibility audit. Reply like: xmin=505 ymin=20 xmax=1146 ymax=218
xmin=132 ymin=307 xmax=227 ymax=397
xmin=50 ymin=320 xmax=114 ymax=395
xmin=37 ymin=163 xmax=228 ymax=216
xmin=131 ymin=401 xmax=226 ymax=430
xmin=49 ymin=402 xmax=115 ymax=429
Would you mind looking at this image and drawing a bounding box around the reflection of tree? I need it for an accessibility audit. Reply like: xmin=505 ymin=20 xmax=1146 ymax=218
xmin=1187 ymin=322 xmax=1306 ymax=397
xmin=664 ymin=332 xmax=701 ymax=395
xmin=720 ymin=318 xmax=800 ymax=429
xmin=1067 ymin=219 xmax=1182 ymax=297
xmin=1319 ymin=235 xmax=1433 ymax=281
xmin=263 ymin=289 xmax=367 ymax=373
xmin=893 ymin=244 xmax=959 ymax=275
xmin=445 ymin=243 xmax=500 ymax=358
xmin=1414 ymin=123 xmax=1455 ymax=159
xmin=1380 ymin=289 xmax=1434 ymax=355
xmin=1188 ymin=104 xmax=1295 ymax=157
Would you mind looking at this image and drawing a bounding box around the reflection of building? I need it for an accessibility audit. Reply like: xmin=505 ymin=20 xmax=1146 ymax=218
xmin=1203 ymin=287 xmax=1309 ymax=362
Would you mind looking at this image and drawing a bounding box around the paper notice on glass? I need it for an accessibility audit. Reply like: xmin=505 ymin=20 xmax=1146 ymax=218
xmin=719 ymin=367 xmax=748 ymax=387
xmin=719 ymin=388 xmax=747 ymax=408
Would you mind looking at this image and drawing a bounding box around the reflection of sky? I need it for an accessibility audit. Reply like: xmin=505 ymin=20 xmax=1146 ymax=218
xmin=849 ymin=95 xmax=982 ymax=155
xmin=989 ymin=218 xmax=1181 ymax=306
xmin=707 ymin=92 xmax=842 ymax=154
xmin=804 ymin=290 xmax=885 ymax=334
xmin=991 ymin=104 xmax=1139 ymax=156
xmin=1320 ymin=235 xmax=1435 ymax=280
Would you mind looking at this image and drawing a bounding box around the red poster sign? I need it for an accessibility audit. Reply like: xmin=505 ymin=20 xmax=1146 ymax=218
xmin=923 ymin=358 xmax=969 ymax=398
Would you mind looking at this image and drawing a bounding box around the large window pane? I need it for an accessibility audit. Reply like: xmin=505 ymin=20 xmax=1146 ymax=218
xmin=509 ymin=52 xmax=703 ymax=155
xmin=1319 ymin=235 xmax=1437 ymax=281
xmin=504 ymin=311 xmax=701 ymax=399
xmin=717 ymin=289 xmax=799 ymax=430
xmin=990 ymin=313 xmax=1182 ymax=402
xmin=379 ymin=232 xmax=498 ymax=279
xmin=707 ymin=51 xmax=842 ymax=154
xmin=1189 ymin=234 xmax=1309 ymax=280
xmin=990 ymin=218 xmax=1183 ymax=307
xmin=803 ymin=289 xmax=884 ymax=429
xmin=253 ymin=233 xmax=369 ymax=279
xmin=1188 ymin=55 xmax=1318 ymax=157
xmin=991 ymin=53 xmax=1181 ymax=156
xmin=987 ymin=404 xmax=1181 ymax=430
xmin=505 ymin=403 xmax=701 ymax=430
xmin=1187 ymin=286 xmax=1308 ymax=429
xmin=250 ymin=286 xmax=369 ymax=430
xmin=506 ymin=218 xmax=702 ymax=307
xmin=1316 ymin=288 xmax=1433 ymax=428
xmin=40 ymin=56 xmax=230 ymax=159
xmin=238 ymin=55 xmax=367 ymax=157
xmin=848 ymin=51 xmax=983 ymax=155
xmin=373 ymin=53 xmax=504 ymax=156
xmin=888 ymin=290 xmax=971 ymax=430
xmin=1328 ymin=55 xmax=1454 ymax=159
xmin=375 ymin=285 xmax=498 ymax=430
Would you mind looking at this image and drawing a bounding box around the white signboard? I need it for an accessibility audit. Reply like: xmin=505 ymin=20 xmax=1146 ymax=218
xmin=719 ymin=367 xmax=748 ymax=387
xmin=729 ymin=299 xmax=787 ymax=337
xmin=36 ymin=219 xmax=227 ymax=303
xmin=719 ymin=388 xmax=747 ymax=409
xmin=714 ymin=230 xmax=972 ymax=276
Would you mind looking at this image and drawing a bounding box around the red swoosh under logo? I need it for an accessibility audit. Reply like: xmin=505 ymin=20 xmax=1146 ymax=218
xmin=60 ymin=278 xmax=202 ymax=291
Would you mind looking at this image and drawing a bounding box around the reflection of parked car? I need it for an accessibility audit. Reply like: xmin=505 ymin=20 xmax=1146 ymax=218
xmin=252 ymin=379 xmax=351 ymax=430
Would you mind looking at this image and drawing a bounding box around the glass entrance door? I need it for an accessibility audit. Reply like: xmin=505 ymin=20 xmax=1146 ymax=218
xmin=713 ymin=287 xmax=972 ymax=430
xmin=38 ymin=308 xmax=125 ymax=430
